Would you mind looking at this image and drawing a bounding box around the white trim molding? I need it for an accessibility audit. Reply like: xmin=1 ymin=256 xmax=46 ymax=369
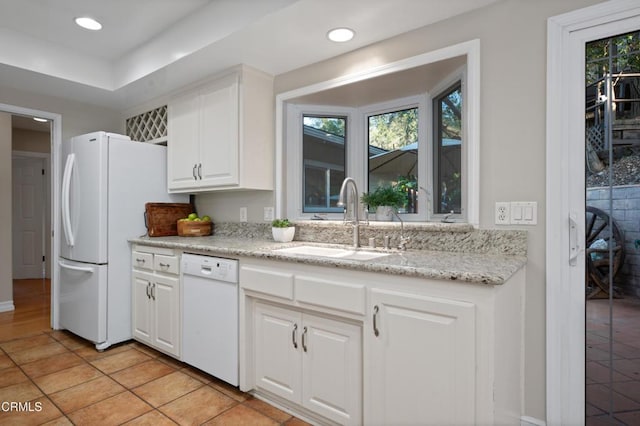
xmin=0 ymin=300 xmax=15 ymax=313
xmin=546 ymin=1 xmax=640 ymax=425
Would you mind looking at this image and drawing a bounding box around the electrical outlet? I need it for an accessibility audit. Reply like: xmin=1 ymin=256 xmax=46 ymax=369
xmin=495 ymin=202 xmax=510 ymax=225
xmin=240 ymin=207 xmax=248 ymax=222
xmin=264 ymin=207 xmax=274 ymax=222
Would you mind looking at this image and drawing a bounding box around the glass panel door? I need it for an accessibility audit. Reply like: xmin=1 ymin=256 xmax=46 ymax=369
xmin=585 ymin=30 xmax=640 ymax=423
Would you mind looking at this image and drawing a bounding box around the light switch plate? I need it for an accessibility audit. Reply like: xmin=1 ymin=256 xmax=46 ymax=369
xmin=240 ymin=207 xmax=248 ymax=222
xmin=264 ymin=207 xmax=274 ymax=222
xmin=510 ymin=202 xmax=537 ymax=225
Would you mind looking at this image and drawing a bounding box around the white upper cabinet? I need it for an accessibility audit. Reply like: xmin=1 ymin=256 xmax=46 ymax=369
xmin=167 ymin=66 xmax=274 ymax=192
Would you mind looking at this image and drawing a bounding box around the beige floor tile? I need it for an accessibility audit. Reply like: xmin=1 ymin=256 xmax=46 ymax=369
xmin=180 ymin=365 xmax=213 ymax=384
xmin=52 ymin=331 xmax=94 ymax=351
xmin=8 ymin=341 xmax=68 ymax=365
xmin=0 ymin=333 xmax=54 ymax=353
xmin=203 ymin=404 xmax=278 ymax=426
xmin=0 ymin=381 xmax=43 ymax=403
xmin=73 ymin=341 xmax=135 ymax=362
xmin=284 ymin=416 xmax=314 ymax=426
xmin=155 ymin=354 xmax=185 ymax=369
xmin=159 ymin=386 xmax=237 ymax=424
xmin=41 ymin=416 xmax=74 ymax=426
xmin=111 ymin=359 xmax=176 ymax=389
xmin=33 ymin=363 xmax=104 ymax=394
xmin=21 ymin=351 xmax=85 ymax=379
xmin=129 ymin=342 xmax=163 ymax=358
xmin=133 ymin=371 xmax=204 ymax=407
xmin=244 ymin=398 xmax=293 ymax=423
xmin=90 ymin=348 xmax=151 ymax=374
xmin=208 ymin=378 xmax=250 ymax=402
xmin=122 ymin=410 xmax=178 ymax=425
xmin=49 ymin=376 xmax=126 ymax=414
xmin=0 ymin=366 xmax=29 ymax=388
xmin=0 ymin=352 xmax=15 ymax=369
xmin=67 ymin=391 xmax=152 ymax=426
xmin=0 ymin=396 xmax=63 ymax=425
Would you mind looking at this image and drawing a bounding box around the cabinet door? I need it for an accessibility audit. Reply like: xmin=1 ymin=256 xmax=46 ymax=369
xmin=302 ymin=314 xmax=362 ymax=425
xmin=152 ymin=274 xmax=181 ymax=357
xmin=168 ymin=93 xmax=200 ymax=191
xmin=254 ymin=302 xmax=302 ymax=403
xmin=199 ymin=79 xmax=239 ymax=187
xmin=368 ymin=289 xmax=476 ymax=426
xmin=132 ymin=272 xmax=153 ymax=345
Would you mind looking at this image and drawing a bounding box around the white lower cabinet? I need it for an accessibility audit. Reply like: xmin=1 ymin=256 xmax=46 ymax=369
xmin=240 ymin=259 xmax=525 ymax=426
xmin=254 ymin=301 xmax=362 ymax=425
xmin=368 ymin=288 xmax=476 ymax=425
xmin=131 ymin=245 xmax=181 ymax=358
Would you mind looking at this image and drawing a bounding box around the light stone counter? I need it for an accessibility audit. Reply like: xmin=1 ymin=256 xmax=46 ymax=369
xmin=130 ymin=229 xmax=526 ymax=285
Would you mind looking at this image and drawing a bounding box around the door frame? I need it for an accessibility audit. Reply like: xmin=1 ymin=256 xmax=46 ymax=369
xmin=11 ymin=151 xmax=51 ymax=279
xmin=546 ymin=1 xmax=640 ymax=424
xmin=1 ymin=103 xmax=62 ymax=329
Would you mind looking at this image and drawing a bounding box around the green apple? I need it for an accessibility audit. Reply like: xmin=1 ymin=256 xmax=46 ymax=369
xmin=202 ymin=215 xmax=211 ymax=222
xmin=188 ymin=213 xmax=198 ymax=221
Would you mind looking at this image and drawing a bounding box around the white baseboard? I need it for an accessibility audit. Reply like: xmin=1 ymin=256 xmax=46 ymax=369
xmin=521 ymin=415 xmax=546 ymax=426
xmin=0 ymin=300 xmax=15 ymax=313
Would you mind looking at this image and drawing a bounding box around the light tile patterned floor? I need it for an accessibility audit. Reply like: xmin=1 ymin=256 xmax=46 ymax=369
xmin=0 ymin=330 xmax=311 ymax=425
xmin=587 ymin=298 xmax=640 ymax=425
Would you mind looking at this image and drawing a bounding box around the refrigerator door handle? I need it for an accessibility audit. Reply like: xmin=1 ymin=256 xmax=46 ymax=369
xmin=61 ymin=153 xmax=76 ymax=247
xmin=58 ymin=260 xmax=94 ymax=274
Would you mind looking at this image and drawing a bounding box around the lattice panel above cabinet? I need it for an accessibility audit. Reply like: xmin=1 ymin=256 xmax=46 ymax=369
xmin=126 ymin=105 xmax=168 ymax=144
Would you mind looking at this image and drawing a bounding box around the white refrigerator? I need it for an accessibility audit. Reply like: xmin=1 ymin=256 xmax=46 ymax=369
xmin=59 ymin=131 xmax=187 ymax=350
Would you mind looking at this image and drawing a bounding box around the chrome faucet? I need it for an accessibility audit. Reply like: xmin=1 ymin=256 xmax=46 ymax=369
xmin=391 ymin=209 xmax=410 ymax=251
xmin=337 ymin=177 xmax=360 ymax=248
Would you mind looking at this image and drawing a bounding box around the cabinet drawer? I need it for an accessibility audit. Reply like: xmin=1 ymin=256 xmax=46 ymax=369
xmin=132 ymin=251 xmax=153 ymax=270
xmin=241 ymin=265 xmax=294 ymax=300
xmin=295 ymin=276 xmax=366 ymax=315
xmin=154 ymin=254 xmax=179 ymax=275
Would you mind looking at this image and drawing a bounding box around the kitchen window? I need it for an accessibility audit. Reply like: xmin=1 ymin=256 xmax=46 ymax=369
xmin=278 ymin=42 xmax=479 ymax=224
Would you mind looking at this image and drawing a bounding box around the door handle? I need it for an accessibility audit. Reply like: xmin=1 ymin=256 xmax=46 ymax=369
xmin=58 ymin=260 xmax=94 ymax=273
xmin=292 ymin=323 xmax=298 ymax=349
xmin=198 ymin=163 xmax=202 ymax=180
xmin=150 ymin=283 xmax=156 ymax=300
xmin=302 ymin=326 xmax=308 ymax=352
xmin=146 ymin=283 xmax=151 ymax=299
xmin=569 ymin=213 xmax=579 ymax=266
xmin=373 ymin=305 xmax=380 ymax=336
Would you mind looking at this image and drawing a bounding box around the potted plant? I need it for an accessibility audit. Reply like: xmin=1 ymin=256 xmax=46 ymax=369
xmin=360 ymin=185 xmax=406 ymax=220
xmin=271 ymin=218 xmax=295 ymax=242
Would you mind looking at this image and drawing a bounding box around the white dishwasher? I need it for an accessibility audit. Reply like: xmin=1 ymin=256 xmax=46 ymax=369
xmin=182 ymin=253 xmax=239 ymax=386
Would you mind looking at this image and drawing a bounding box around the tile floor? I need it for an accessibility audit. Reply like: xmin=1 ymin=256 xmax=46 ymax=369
xmin=586 ymin=298 xmax=640 ymax=425
xmin=0 ymin=330 xmax=311 ymax=425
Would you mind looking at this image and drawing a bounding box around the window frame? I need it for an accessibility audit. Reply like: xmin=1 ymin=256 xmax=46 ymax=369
xmin=276 ymin=39 xmax=480 ymax=226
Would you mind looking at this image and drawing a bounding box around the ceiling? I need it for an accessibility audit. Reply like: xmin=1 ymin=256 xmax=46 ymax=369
xmin=1 ymin=0 xmax=497 ymax=113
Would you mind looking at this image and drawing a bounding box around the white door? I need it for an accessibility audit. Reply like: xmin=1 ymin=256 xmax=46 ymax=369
xmin=58 ymin=259 xmax=107 ymax=343
xmin=199 ymin=77 xmax=239 ymax=187
xmin=12 ymin=157 xmax=45 ymax=279
xmin=368 ymin=289 xmax=475 ymax=426
xmin=547 ymin=4 xmax=640 ymax=423
xmin=254 ymin=302 xmax=302 ymax=402
xmin=167 ymin=93 xmax=200 ymax=191
xmin=132 ymin=271 xmax=153 ymax=345
xmin=152 ymin=274 xmax=180 ymax=357
xmin=302 ymin=313 xmax=362 ymax=425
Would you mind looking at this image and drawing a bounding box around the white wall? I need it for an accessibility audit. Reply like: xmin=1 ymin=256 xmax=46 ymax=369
xmin=272 ymin=0 xmax=604 ymax=420
xmin=0 ymin=112 xmax=12 ymax=309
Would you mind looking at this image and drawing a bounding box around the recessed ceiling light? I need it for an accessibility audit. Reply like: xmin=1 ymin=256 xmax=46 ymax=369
xmin=75 ymin=17 xmax=102 ymax=31
xmin=327 ymin=27 xmax=355 ymax=43
xmin=33 ymin=117 xmax=48 ymax=122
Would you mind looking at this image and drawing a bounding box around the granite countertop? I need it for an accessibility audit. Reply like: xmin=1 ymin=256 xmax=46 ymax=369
xmin=129 ymin=234 xmax=526 ymax=285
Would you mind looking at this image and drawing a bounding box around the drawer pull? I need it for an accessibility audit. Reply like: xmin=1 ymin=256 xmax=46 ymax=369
xmin=292 ymin=323 xmax=298 ymax=349
xmin=373 ymin=305 xmax=380 ymax=337
xmin=302 ymin=326 xmax=308 ymax=352
xmin=136 ymin=258 xmax=145 ymax=264
xmin=159 ymin=262 xmax=170 ymax=268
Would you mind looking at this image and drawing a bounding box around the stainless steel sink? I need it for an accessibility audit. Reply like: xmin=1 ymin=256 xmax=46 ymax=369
xmin=274 ymin=245 xmax=390 ymax=261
